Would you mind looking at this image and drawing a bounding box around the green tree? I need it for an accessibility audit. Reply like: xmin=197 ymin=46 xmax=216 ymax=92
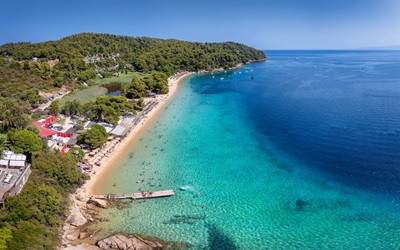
xmin=67 ymin=146 xmax=85 ymax=163
xmin=62 ymin=100 xmax=82 ymax=116
xmin=123 ymin=80 xmax=147 ymax=98
xmin=0 ymin=98 xmax=31 ymax=130
xmin=77 ymin=69 xmax=96 ymax=82
xmin=22 ymin=89 xmax=42 ymax=106
xmin=78 ymin=125 xmax=107 ymax=148
xmin=90 ymin=96 xmax=134 ymax=125
xmin=134 ymin=98 xmax=145 ymax=111
xmin=54 ymin=76 xmax=64 ymax=87
xmin=151 ymin=73 xmax=169 ymax=94
xmin=132 ymin=74 xmax=140 ymax=83
xmin=48 ymin=100 xmax=60 ymax=115
xmin=91 ymin=124 xmax=107 ymax=138
xmin=10 ymin=129 xmax=42 ymax=154
xmin=0 ymin=227 xmax=12 ymax=249
xmin=33 ymin=152 xmax=83 ymax=191
xmin=26 ymin=124 xmax=41 ymax=136
xmin=7 ymin=220 xmax=56 ymax=250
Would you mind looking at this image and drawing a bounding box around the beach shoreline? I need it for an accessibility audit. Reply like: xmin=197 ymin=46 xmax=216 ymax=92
xmin=83 ymin=61 xmax=267 ymax=196
xmin=78 ymin=72 xmax=194 ymax=198
xmin=61 ymin=61 xmax=262 ymax=247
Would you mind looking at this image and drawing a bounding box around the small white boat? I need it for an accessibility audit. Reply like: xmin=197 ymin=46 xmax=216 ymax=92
xmin=179 ymin=185 xmax=190 ymax=191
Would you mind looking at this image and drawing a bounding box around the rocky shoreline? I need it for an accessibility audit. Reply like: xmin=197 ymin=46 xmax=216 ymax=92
xmin=60 ymin=194 xmax=189 ymax=249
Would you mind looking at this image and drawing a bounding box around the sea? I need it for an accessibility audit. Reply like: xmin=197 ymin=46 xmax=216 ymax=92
xmin=93 ymin=50 xmax=400 ymax=249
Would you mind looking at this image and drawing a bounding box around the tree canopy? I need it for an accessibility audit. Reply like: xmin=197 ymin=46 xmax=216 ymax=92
xmin=61 ymin=100 xmax=82 ymax=116
xmin=9 ymin=129 xmax=42 ymax=154
xmin=33 ymin=152 xmax=83 ymax=191
xmin=86 ymin=96 xmax=135 ymax=125
xmin=78 ymin=124 xmax=108 ymax=148
xmin=48 ymin=100 xmax=60 ymax=115
xmin=0 ymin=33 xmax=266 ymax=79
xmin=0 ymin=98 xmax=31 ymax=130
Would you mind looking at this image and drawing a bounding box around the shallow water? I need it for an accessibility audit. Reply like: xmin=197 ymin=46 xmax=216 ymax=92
xmin=93 ymin=51 xmax=400 ymax=249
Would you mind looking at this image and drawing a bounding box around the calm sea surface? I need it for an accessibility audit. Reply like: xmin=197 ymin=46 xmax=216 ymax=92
xmin=94 ymin=51 xmax=400 ymax=249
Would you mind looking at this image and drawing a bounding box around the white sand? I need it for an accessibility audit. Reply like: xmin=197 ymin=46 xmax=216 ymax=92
xmin=77 ymin=72 xmax=193 ymax=198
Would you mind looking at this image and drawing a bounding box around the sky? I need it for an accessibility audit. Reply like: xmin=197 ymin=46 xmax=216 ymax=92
xmin=1 ymin=0 xmax=400 ymax=49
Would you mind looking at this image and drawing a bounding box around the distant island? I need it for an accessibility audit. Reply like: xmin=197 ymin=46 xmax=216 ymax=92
xmin=0 ymin=33 xmax=266 ymax=249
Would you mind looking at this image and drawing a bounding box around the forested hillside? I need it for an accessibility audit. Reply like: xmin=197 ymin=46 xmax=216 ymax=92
xmin=0 ymin=59 xmax=55 ymax=105
xmin=0 ymin=33 xmax=266 ymax=76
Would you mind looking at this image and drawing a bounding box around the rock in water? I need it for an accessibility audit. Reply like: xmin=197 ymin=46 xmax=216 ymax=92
xmin=87 ymin=198 xmax=109 ymax=209
xmin=96 ymin=234 xmax=161 ymax=250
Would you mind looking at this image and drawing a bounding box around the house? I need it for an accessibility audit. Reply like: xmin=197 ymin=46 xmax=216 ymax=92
xmin=0 ymin=151 xmax=31 ymax=205
xmin=110 ymin=116 xmax=136 ymax=137
xmin=32 ymin=115 xmax=72 ymax=153
xmin=32 ymin=115 xmax=58 ymax=138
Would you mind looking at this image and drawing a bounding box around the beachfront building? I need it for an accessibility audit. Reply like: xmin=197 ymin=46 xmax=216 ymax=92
xmin=32 ymin=115 xmax=72 ymax=153
xmin=110 ymin=116 xmax=136 ymax=137
xmin=0 ymin=150 xmax=31 ymax=205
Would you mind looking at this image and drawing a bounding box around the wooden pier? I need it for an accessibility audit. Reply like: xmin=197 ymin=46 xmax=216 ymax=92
xmin=93 ymin=189 xmax=174 ymax=200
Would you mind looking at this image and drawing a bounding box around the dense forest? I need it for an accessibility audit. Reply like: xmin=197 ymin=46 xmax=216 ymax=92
xmin=0 ymin=32 xmax=266 ymax=79
xmin=0 ymin=33 xmax=266 ymax=249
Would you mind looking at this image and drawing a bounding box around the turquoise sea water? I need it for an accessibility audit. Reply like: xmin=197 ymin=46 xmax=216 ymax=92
xmin=94 ymin=51 xmax=400 ymax=249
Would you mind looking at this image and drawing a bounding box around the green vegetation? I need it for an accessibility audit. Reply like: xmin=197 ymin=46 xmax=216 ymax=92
xmin=88 ymin=96 xmax=135 ymax=125
xmin=68 ymin=146 xmax=85 ymax=163
xmin=0 ymin=152 xmax=86 ymax=249
xmin=0 ymin=59 xmax=56 ymax=106
xmin=87 ymin=71 xmax=142 ymax=86
xmin=1 ymin=33 xmax=266 ymax=80
xmin=48 ymin=100 xmax=60 ymax=115
xmin=122 ymin=71 xmax=169 ymax=98
xmin=58 ymin=86 xmax=107 ymax=106
xmin=0 ymin=98 xmax=32 ymax=131
xmin=10 ymin=130 xmax=42 ymax=155
xmin=78 ymin=123 xmax=108 ymax=148
xmin=134 ymin=98 xmax=145 ymax=111
xmin=61 ymin=100 xmax=82 ymax=116
xmin=77 ymin=69 xmax=96 ymax=82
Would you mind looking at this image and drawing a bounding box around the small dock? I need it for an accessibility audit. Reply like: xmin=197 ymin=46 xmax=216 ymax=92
xmin=93 ymin=189 xmax=175 ymax=200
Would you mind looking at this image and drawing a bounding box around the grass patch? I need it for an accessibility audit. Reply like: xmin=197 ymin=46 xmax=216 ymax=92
xmin=59 ymin=86 xmax=107 ymax=106
xmin=59 ymin=72 xmax=147 ymax=107
xmin=87 ymin=72 xmax=146 ymax=86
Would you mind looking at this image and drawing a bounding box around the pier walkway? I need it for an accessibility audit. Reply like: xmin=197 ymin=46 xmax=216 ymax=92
xmin=93 ymin=189 xmax=174 ymax=200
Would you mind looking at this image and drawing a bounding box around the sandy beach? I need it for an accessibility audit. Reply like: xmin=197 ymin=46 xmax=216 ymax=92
xmin=78 ymin=72 xmax=193 ymax=198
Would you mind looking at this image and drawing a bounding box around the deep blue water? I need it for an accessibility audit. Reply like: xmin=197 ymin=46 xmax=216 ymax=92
xmin=243 ymin=50 xmax=400 ymax=197
xmin=94 ymin=50 xmax=400 ymax=249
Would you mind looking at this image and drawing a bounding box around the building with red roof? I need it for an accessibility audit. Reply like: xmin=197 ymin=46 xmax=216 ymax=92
xmin=32 ymin=121 xmax=58 ymax=137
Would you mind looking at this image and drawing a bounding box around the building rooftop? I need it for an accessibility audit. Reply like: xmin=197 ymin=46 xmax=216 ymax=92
xmin=32 ymin=121 xmax=58 ymax=137
xmin=1 ymin=150 xmax=26 ymax=162
xmin=0 ymin=150 xmax=30 ymax=203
